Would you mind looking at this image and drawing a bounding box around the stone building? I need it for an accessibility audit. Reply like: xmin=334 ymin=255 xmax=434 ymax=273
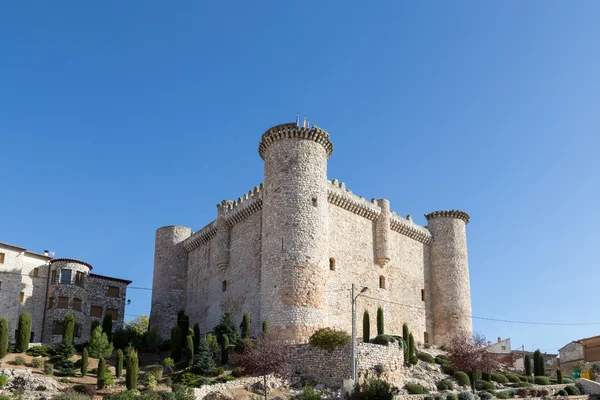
xmin=559 ymin=335 xmax=600 ymax=374
xmin=150 ymin=122 xmax=473 ymax=345
xmin=0 ymin=241 xmax=131 ymax=345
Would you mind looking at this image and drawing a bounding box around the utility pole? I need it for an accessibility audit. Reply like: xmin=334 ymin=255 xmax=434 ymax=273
xmin=351 ymin=284 xmax=368 ymax=383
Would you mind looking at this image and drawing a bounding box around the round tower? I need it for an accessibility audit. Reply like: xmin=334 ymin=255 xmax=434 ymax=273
xmin=259 ymin=122 xmax=333 ymax=342
xmin=425 ymin=210 xmax=472 ymax=346
xmin=149 ymin=225 xmax=191 ymax=339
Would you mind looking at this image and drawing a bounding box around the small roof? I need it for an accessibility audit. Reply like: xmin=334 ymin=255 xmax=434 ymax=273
xmin=89 ymin=273 xmax=132 ymax=285
xmin=0 ymin=241 xmax=52 ymax=259
xmin=50 ymin=258 xmax=93 ymax=270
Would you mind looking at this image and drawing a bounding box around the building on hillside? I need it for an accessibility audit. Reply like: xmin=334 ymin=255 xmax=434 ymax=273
xmin=0 ymin=241 xmax=131 ymax=345
xmin=558 ymin=335 xmax=600 ymax=374
xmin=511 ymin=350 xmax=559 ymax=373
xmin=150 ymin=121 xmax=474 ymax=344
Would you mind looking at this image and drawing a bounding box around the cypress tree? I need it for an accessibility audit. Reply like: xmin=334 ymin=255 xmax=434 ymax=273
xmin=126 ymin=349 xmax=138 ymax=390
xmin=402 ymin=323 xmax=409 ymax=341
xmin=556 ymin=369 xmax=563 ymax=384
xmin=185 ymin=333 xmax=194 ymax=368
xmin=16 ymin=312 xmax=32 ymax=353
xmin=177 ymin=311 xmax=189 ymax=347
xmin=170 ymin=325 xmax=182 ymax=361
xmin=539 ymin=353 xmax=545 ymax=376
xmin=362 ymin=310 xmax=370 ymax=342
xmin=116 ymin=349 xmax=123 ymax=378
xmin=63 ymin=313 xmax=76 ymax=344
xmin=525 ymin=354 xmax=532 ymax=376
xmin=241 ymin=312 xmax=250 ymax=339
xmin=533 ymin=349 xmax=541 ymax=376
xmin=0 ymin=317 xmax=8 ymax=358
xmin=102 ymin=315 xmax=113 ymax=343
xmin=81 ymin=348 xmax=89 ymax=376
xmin=263 ymin=321 xmax=269 ymax=336
xmin=408 ymin=333 xmax=415 ymax=358
xmin=376 ymin=306 xmax=384 ymax=335
xmin=97 ymin=356 xmax=106 ymax=389
xmin=91 ymin=320 xmax=100 ymax=334
xmin=221 ymin=334 xmax=229 ymax=365
xmin=193 ymin=323 xmax=200 ymax=351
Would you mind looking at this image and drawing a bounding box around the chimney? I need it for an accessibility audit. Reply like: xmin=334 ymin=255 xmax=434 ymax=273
xmin=44 ymin=250 xmax=49 ymax=257
xmin=498 ymin=337 xmax=502 ymax=343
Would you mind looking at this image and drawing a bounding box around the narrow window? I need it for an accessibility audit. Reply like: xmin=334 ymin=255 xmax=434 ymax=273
xmin=91 ymin=306 xmax=103 ymax=318
xmin=0 ymin=252 xmax=5 ymax=264
xmin=421 ymin=289 xmax=425 ymax=301
xmin=57 ymin=296 xmax=68 ymax=309
xmin=53 ymin=322 xmax=64 ymax=335
xmin=329 ymin=258 xmax=336 ymax=271
xmin=222 ymin=280 xmax=227 ymax=292
xmin=60 ymin=269 xmax=72 ymax=284
xmin=19 ymin=292 xmax=25 ymax=303
xmin=501 ymin=346 xmax=506 ymax=351
xmin=424 ymin=332 xmax=429 ymax=344
xmin=107 ymin=286 xmax=119 ymax=298
xmin=33 ymin=268 xmax=39 ymax=277
xmin=30 ymin=332 xmax=34 ymax=342
xmin=48 ymin=296 xmax=54 ymax=308
xmin=379 ymin=276 xmax=386 ymax=289
xmin=312 ymin=198 xmax=318 ymax=207
xmin=75 ymin=272 xmax=85 ymax=287
xmin=106 ymin=308 xmax=118 ymax=320
xmin=51 ymin=270 xmax=58 ymax=284
xmin=74 ymin=324 xmax=81 ymax=338
xmin=72 ymin=298 xmax=82 ymax=311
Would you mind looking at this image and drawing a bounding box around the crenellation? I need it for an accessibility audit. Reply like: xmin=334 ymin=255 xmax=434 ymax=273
xmin=390 ymin=214 xmax=433 ymax=244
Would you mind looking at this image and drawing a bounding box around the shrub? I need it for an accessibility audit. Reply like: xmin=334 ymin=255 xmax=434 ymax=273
xmin=408 ymin=333 xmax=415 ymax=358
xmin=435 ymin=355 xmax=450 ymax=366
xmin=374 ymin=364 xmax=384 ymax=376
xmin=492 ymin=372 xmax=509 ymax=384
xmin=241 ymin=312 xmax=251 ymax=339
xmin=475 ymin=380 xmax=494 ymax=391
xmin=556 ymin=369 xmax=563 ymax=384
xmin=53 ymin=391 xmax=91 ymax=400
xmin=116 ymin=349 xmax=123 ymax=378
xmin=458 ymin=392 xmax=476 ymax=400
xmin=221 ymin=334 xmax=229 ymax=364
xmin=409 ymin=355 xmax=418 ymax=365
xmin=43 ymin=363 xmax=54 ymax=375
xmin=482 ymin=373 xmax=491 ymax=382
xmin=63 ymin=313 xmax=76 ymax=344
xmin=102 ymin=315 xmax=113 ymax=343
xmin=232 ymin=366 xmax=245 ymax=377
xmin=557 ymin=389 xmax=567 ymax=396
xmin=0 ymin=375 xmax=7 ymax=388
xmin=454 ymin=371 xmax=471 ymax=387
xmin=404 ymin=383 xmax=429 ymax=394
xmin=377 ymin=307 xmax=384 ymax=335
xmin=32 ymin=358 xmax=44 ymax=368
xmin=503 ymin=372 xmax=520 ymax=383
xmin=496 ymin=391 xmax=512 ymax=399
xmin=146 ymin=365 xmax=164 ymax=380
xmin=80 ymin=348 xmax=88 ymax=376
xmin=97 ymin=357 xmax=106 ymax=389
xmin=191 ymin=335 xmax=215 ymax=376
xmin=184 ymin=334 xmax=194 ymax=368
xmin=425 ymin=396 xmax=434 ymax=400
xmin=516 ymin=389 xmax=528 ymax=397
xmin=309 ymin=327 xmax=351 ymax=350
xmin=170 ymin=325 xmax=182 ymax=361
xmin=442 ymin=365 xmax=456 ymax=375
xmin=437 ymin=379 xmax=454 ymax=391
xmin=16 ymin=313 xmax=32 ymax=353
xmin=534 ymin=376 xmax=549 ymax=385
xmin=176 ymin=372 xmax=209 ymax=388
xmin=434 ymin=396 xmax=445 ymax=400
xmin=14 ymin=356 xmax=25 ymax=365
xmin=524 ymin=354 xmax=531 ymax=377
xmin=541 ymin=389 xmax=549 ymax=397
xmin=210 ymin=367 xmax=224 ymax=377
xmin=89 ymin=326 xmax=113 ymax=358
xmin=56 ymin=340 xmax=76 ymax=359
xmin=447 ymin=394 xmax=458 ymax=400
xmin=26 ymin=345 xmax=53 ymax=357
xmin=126 ymin=350 xmax=139 ymax=390
xmin=562 ymin=377 xmax=574 ymax=384
xmin=478 ymin=391 xmax=493 ymax=400
xmin=564 ymin=386 xmax=580 ymax=395
xmin=486 ymin=389 xmax=497 ymax=396
xmin=145 ymin=374 xmax=158 ymax=391
xmin=351 ymin=379 xmax=399 ymax=400
xmin=363 ymin=311 xmax=370 ymax=343
xmin=292 ymin=385 xmax=323 ymax=400
xmin=510 ymin=382 xmax=532 ymax=388
xmin=262 ymin=320 xmax=268 ymax=335
xmin=418 ymin=352 xmax=435 ymax=363
xmin=213 ymin=313 xmax=241 ymax=347
xmin=214 ymin=375 xmax=236 ymax=384
xmin=0 ymin=318 xmax=8 ymax=359
xmin=371 ymin=334 xmax=398 ymax=346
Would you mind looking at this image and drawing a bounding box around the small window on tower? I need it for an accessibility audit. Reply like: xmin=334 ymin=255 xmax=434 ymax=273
xmin=20 ymin=292 xmax=25 ymax=303
xmin=222 ymin=280 xmax=227 ymax=292
xmin=379 ymin=276 xmax=386 ymax=289
xmin=424 ymin=332 xmax=429 ymax=344
xmin=312 ymin=198 xmax=318 ymax=207
xmin=329 ymin=258 xmax=336 ymax=271
xmin=0 ymin=252 xmax=5 ymax=264
xmin=421 ymin=289 xmax=425 ymax=301
xmin=33 ymin=268 xmax=39 ymax=277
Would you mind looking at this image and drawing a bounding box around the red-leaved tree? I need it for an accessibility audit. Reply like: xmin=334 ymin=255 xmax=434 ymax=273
xmin=448 ymin=331 xmax=499 ymax=393
xmin=233 ymin=335 xmax=291 ymax=400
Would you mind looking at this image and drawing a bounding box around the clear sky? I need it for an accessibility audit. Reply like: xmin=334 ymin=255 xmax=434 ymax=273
xmin=1 ymin=2 xmax=598 ymax=354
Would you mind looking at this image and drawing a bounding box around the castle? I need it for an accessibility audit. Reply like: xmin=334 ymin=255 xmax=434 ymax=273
xmin=149 ymin=122 xmax=473 ymax=345
xmin=0 ymin=241 xmax=131 ymax=345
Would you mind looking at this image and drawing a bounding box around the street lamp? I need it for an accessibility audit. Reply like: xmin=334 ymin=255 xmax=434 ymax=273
xmin=351 ymin=284 xmax=369 ymax=383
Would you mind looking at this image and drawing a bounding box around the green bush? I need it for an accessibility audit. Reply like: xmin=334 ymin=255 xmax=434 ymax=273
xmin=457 ymin=392 xmax=475 ymax=400
xmin=376 ymin=307 xmax=384 ymax=335
xmin=116 ymin=349 xmax=123 ymax=378
xmin=434 ymin=396 xmax=445 ymax=400
xmin=424 ymin=396 xmax=434 ymax=400
xmin=16 ymin=312 xmax=32 ymax=353
xmin=184 ymin=334 xmax=194 ymax=368
xmin=404 ymin=383 xmax=429 ymax=394
xmin=363 ymin=311 xmax=370 ymax=343
xmin=556 ymin=369 xmax=563 ymax=384
xmin=145 ymin=374 xmax=158 ymax=391
xmin=417 ymin=352 xmax=435 ymax=363
xmin=14 ymin=356 xmax=25 ymax=365
xmin=213 ymin=313 xmax=241 ymax=347
xmin=496 ymin=391 xmax=513 ymax=399
xmin=292 ymin=385 xmax=323 ymax=400
xmin=534 ymin=376 xmax=549 ymax=385
xmin=32 ymin=358 xmax=44 ymax=368
xmin=221 ymin=334 xmax=229 ymax=364
xmin=485 ymin=389 xmax=497 ymax=396
xmin=176 ymin=372 xmax=209 ymax=388
xmin=442 ymin=365 xmax=456 ymax=375
xmin=370 ymin=334 xmax=399 ymax=346
xmin=454 ymin=371 xmax=470 ymax=387
xmin=0 ymin=375 xmax=7 ymax=388
xmin=437 ymin=379 xmax=454 ymax=391
xmin=491 ymin=372 xmax=509 ymax=384
xmin=97 ymin=357 xmax=106 ymax=389
xmin=232 ymin=366 xmax=245 ymax=377
xmin=89 ymin=326 xmax=113 ymax=358
xmin=213 ymin=375 xmax=236 ymax=384
xmin=557 ymin=389 xmax=567 ymax=396
xmin=309 ymin=327 xmax=351 ymax=350
xmin=435 ymin=355 xmax=450 ymax=366
xmin=509 ymin=382 xmax=532 ymax=388
xmin=26 ymin=345 xmax=54 ymax=357
xmin=564 ymin=386 xmax=580 ymax=395
xmin=482 ymin=373 xmax=491 ymax=382
xmin=262 ymin=321 xmax=268 ymax=335
xmin=44 ymin=363 xmax=54 ymax=375
xmin=502 ymin=372 xmax=520 ymax=383
xmin=478 ymin=391 xmax=493 ymax=400
xmin=146 ymin=365 xmax=164 ymax=381
xmin=63 ymin=313 xmax=76 ymax=344
xmin=475 ymin=380 xmax=494 ymax=391
xmin=0 ymin=318 xmax=8 ymax=359
xmin=562 ymin=377 xmax=574 ymax=384
xmin=241 ymin=312 xmax=250 ymax=339
xmin=191 ymin=335 xmax=215 ymax=376
xmin=126 ymin=350 xmax=139 ymax=390
xmin=524 ymin=354 xmax=531 ymax=377
xmin=102 ymin=315 xmax=113 ymax=343
xmin=170 ymin=325 xmax=182 ymax=361
xmin=447 ymin=394 xmax=458 ymax=400
xmin=409 ymin=355 xmax=418 ymax=365
xmin=408 ymin=333 xmax=415 ymax=358
xmin=81 ymin=348 xmax=89 ymax=376
xmin=52 ymin=391 xmax=91 ymax=400
xmin=210 ymin=367 xmax=224 ymax=377
xmin=350 ymin=379 xmax=399 ymax=400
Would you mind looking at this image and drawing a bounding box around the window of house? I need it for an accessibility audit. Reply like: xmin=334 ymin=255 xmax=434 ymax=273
xmin=51 ymin=270 xmax=58 ymax=284
xmin=30 ymin=332 xmax=34 ymax=342
xmin=57 ymin=296 xmax=68 ymax=309
xmin=312 ymin=197 xmax=318 ymax=207
xmin=60 ymin=269 xmax=72 ymax=284
xmin=502 ymin=346 xmax=506 ymax=350
xmin=19 ymin=292 xmax=24 ymax=303
xmin=424 ymin=332 xmax=429 ymax=344
xmin=106 ymin=308 xmax=118 ymax=320
xmin=72 ymin=298 xmax=82 ymax=311
xmin=48 ymin=296 xmax=54 ymax=308
xmin=0 ymin=252 xmax=5 ymax=264
xmin=421 ymin=289 xmax=425 ymax=301
xmin=53 ymin=321 xmax=64 ymax=335
xmin=379 ymin=276 xmax=386 ymax=289
xmin=91 ymin=306 xmax=103 ymax=318
xmin=74 ymin=324 xmax=82 ymax=338
xmin=75 ymin=272 xmax=85 ymax=287
xmin=222 ymin=280 xmax=227 ymax=292
xmin=33 ymin=268 xmax=39 ymax=277
xmin=107 ymin=286 xmax=119 ymax=298
xmin=329 ymin=258 xmax=336 ymax=271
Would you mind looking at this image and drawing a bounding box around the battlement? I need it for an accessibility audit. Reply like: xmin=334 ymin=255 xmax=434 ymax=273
xmin=183 ymin=221 xmax=217 ymax=252
xmin=327 ymin=179 xmax=381 ymax=221
xmin=258 ymin=123 xmax=334 ymax=160
xmin=390 ymin=214 xmax=432 ymax=244
xmin=216 ymin=184 xmax=263 ymax=213
xmin=425 ymin=210 xmax=470 ymax=224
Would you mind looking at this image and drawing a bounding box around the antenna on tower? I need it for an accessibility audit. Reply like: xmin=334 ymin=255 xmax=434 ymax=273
xmin=295 ymin=113 xmax=299 ymax=127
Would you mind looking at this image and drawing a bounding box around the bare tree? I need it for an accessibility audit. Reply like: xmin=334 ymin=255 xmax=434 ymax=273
xmin=233 ymin=334 xmax=291 ymax=400
xmin=448 ymin=331 xmax=500 ymax=393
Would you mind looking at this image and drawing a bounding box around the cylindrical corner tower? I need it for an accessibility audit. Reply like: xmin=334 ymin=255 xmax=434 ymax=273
xmin=259 ymin=123 xmax=333 ymax=342
xmin=425 ymin=210 xmax=472 ymax=346
xmin=149 ymin=225 xmax=191 ymax=339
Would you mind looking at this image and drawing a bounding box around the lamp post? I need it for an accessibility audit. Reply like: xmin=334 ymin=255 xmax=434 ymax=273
xmin=351 ymin=284 xmax=369 ymax=383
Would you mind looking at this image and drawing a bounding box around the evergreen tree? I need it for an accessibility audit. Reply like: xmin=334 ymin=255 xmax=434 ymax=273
xmin=377 ymin=307 xmax=384 ymax=335
xmin=402 ymin=323 xmax=409 ymax=364
xmin=63 ymin=313 xmax=76 ymax=344
xmin=177 ymin=310 xmax=189 ymax=347
xmin=193 ymin=323 xmax=200 ymax=351
xmin=97 ymin=356 xmax=106 ymax=389
xmin=408 ymin=333 xmax=415 ymax=358
xmin=192 ymin=335 xmax=215 ymax=375
xmin=81 ymin=348 xmax=89 ymax=376
xmin=213 ymin=313 xmax=240 ymax=345
xmin=170 ymin=325 xmax=182 ymax=361
xmin=533 ymin=349 xmax=541 ymax=376
xmin=126 ymin=349 xmax=139 ymax=390
xmin=0 ymin=317 xmax=8 ymax=359
xmin=89 ymin=326 xmax=114 ymax=358
xmin=525 ymin=354 xmax=532 ymax=376
xmin=539 ymin=353 xmax=545 ymax=376
xmin=402 ymin=323 xmax=409 ymax=341
xmin=556 ymin=369 xmax=563 ymax=384
xmin=16 ymin=312 xmax=32 ymax=353
xmin=221 ymin=334 xmax=230 ymax=365
xmin=262 ymin=321 xmax=268 ymax=336
xmin=91 ymin=320 xmax=100 ymax=334
xmin=362 ymin=310 xmax=370 ymax=342
xmin=102 ymin=315 xmax=113 ymax=343
xmin=241 ymin=312 xmax=251 ymax=339
xmin=185 ymin=333 xmax=194 ymax=368
xmin=116 ymin=349 xmax=123 ymax=378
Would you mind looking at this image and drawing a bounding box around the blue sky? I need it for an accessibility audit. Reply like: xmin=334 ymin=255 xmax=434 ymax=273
xmin=1 ymin=2 xmax=598 ymax=354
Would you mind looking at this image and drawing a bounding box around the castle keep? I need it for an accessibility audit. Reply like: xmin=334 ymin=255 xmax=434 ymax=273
xmin=150 ymin=122 xmax=473 ymax=345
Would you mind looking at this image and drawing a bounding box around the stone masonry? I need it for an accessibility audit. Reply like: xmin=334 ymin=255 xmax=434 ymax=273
xmin=149 ymin=122 xmax=473 ymax=345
